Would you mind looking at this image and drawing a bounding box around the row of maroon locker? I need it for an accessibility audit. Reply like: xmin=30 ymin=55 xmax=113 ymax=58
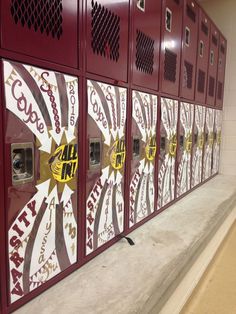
xmin=0 ymin=0 xmax=226 ymax=108
xmin=0 ymin=60 xmax=222 ymax=312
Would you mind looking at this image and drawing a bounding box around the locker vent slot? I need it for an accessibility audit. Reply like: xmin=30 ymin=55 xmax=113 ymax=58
xmin=164 ymin=49 xmax=177 ymax=82
xmin=197 ymin=69 xmax=205 ymax=93
xmin=212 ymin=35 xmax=218 ymax=46
xmin=221 ymin=44 xmax=225 ymax=54
xmin=10 ymin=0 xmax=63 ymax=39
xmin=201 ymin=22 xmax=208 ymax=36
xmin=186 ymin=5 xmax=196 ymax=23
xmin=208 ymin=76 xmax=215 ymax=97
xmin=91 ymin=0 xmax=120 ymax=62
xmin=184 ymin=61 xmax=193 ymax=89
xmin=136 ymin=30 xmax=154 ymax=75
xmin=173 ymin=0 xmax=180 ymax=5
xmin=217 ymin=81 xmax=223 ymax=100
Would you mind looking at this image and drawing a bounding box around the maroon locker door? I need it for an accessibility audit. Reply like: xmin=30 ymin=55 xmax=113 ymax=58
xmin=86 ymin=0 xmax=129 ymax=82
xmin=159 ymin=0 xmax=183 ymax=97
xmin=206 ymin=22 xmax=219 ymax=106
xmin=3 ymin=60 xmax=79 ymax=305
xmin=195 ymin=9 xmax=210 ymax=104
xmin=1 ymin=0 xmax=78 ymax=68
xmin=216 ymin=35 xmax=227 ymax=109
xmin=86 ymin=80 xmax=127 ymax=255
xmin=129 ymin=90 xmax=158 ymax=228
xmin=131 ymin=0 xmax=161 ymax=91
xmin=179 ymin=0 xmax=198 ymax=100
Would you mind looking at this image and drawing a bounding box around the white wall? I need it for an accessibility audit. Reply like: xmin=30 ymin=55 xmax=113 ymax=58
xmin=201 ymin=0 xmax=236 ymax=174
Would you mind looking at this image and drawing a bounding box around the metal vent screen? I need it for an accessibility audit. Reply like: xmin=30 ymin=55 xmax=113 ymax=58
xmin=201 ymin=22 xmax=208 ymax=36
xmin=212 ymin=35 xmax=218 ymax=46
xmin=184 ymin=61 xmax=193 ymax=89
xmin=10 ymin=0 xmax=63 ymax=39
xmin=164 ymin=49 xmax=177 ymax=82
xmin=197 ymin=69 xmax=205 ymax=93
xmin=221 ymin=44 xmax=225 ymax=54
xmin=136 ymin=30 xmax=154 ymax=75
xmin=217 ymin=81 xmax=223 ymax=100
xmin=186 ymin=5 xmax=196 ymax=23
xmin=91 ymin=0 xmax=120 ymax=62
xmin=208 ymin=76 xmax=215 ymax=97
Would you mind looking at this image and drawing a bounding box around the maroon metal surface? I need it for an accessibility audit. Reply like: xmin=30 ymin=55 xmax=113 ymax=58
xmin=1 ymin=0 xmax=78 ymax=68
xmin=216 ymin=34 xmax=227 ymax=109
xmin=131 ymin=0 xmax=161 ymax=91
xmin=86 ymin=0 xmax=129 ymax=82
xmin=179 ymin=0 xmax=198 ymax=100
xmin=206 ymin=22 xmax=219 ymax=106
xmin=159 ymin=0 xmax=183 ymax=97
xmin=195 ymin=8 xmax=210 ymax=104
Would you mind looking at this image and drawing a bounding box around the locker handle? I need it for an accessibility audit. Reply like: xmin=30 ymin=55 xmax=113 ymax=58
xmin=132 ymin=137 xmax=140 ymax=159
xmin=89 ymin=138 xmax=101 ymax=169
xmin=169 ymin=135 xmax=177 ymax=157
xmin=137 ymin=0 xmax=145 ymax=12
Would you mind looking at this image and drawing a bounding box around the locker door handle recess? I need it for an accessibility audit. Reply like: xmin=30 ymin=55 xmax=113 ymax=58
xmin=133 ymin=138 xmax=140 ymax=159
xmin=89 ymin=139 xmax=101 ymax=168
xmin=11 ymin=143 xmax=34 ymax=185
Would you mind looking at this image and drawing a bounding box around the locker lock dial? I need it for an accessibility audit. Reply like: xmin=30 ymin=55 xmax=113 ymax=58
xmin=11 ymin=143 xmax=34 ymax=185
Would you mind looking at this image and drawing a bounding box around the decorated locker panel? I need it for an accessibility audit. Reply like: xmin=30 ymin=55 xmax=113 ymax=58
xmin=216 ymin=35 xmax=227 ymax=109
xmin=212 ymin=110 xmax=222 ymax=175
xmin=176 ymin=102 xmax=194 ymax=198
xmin=86 ymin=0 xmax=129 ymax=82
xmin=158 ymin=97 xmax=178 ymax=209
xmin=131 ymin=0 xmax=161 ymax=90
xmin=3 ymin=60 xmax=79 ymax=304
xmin=191 ymin=105 xmax=206 ymax=188
xmin=159 ymin=0 xmax=183 ymax=96
xmin=86 ymin=80 xmax=127 ymax=255
xmin=129 ymin=91 xmax=158 ymax=228
xmin=206 ymin=23 xmax=219 ymax=106
xmin=180 ymin=0 xmax=198 ymax=100
xmin=195 ymin=9 xmax=210 ymax=104
xmin=1 ymin=0 xmax=78 ymax=68
xmin=202 ymin=107 xmax=214 ymax=181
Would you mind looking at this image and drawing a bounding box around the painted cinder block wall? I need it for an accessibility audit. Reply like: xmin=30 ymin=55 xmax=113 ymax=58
xmin=201 ymin=0 xmax=236 ymax=174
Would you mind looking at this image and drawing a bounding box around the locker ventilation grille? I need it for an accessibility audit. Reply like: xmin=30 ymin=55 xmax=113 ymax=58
xmin=209 ymin=76 xmax=215 ymax=97
xmin=212 ymin=35 xmax=218 ymax=46
xmin=91 ymin=0 xmax=120 ymax=62
xmin=173 ymin=0 xmax=180 ymax=5
xmin=217 ymin=81 xmax=223 ymax=100
xmin=10 ymin=0 xmax=63 ymax=39
xmin=221 ymin=44 xmax=225 ymax=54
xmin=164 ymin=49 xmax=177 ymax=82
xmin=136 ymin=30 xmax=154 ymax=75
xmin=197 ymin=69 xmax=205 ymax=93
xmin=201 ymin=22 xmax=208 ymax=36
xmin=184 ymin=61 xmax=193 ymax=89
xmin=186 ymin=5 xmax=196 ymax=23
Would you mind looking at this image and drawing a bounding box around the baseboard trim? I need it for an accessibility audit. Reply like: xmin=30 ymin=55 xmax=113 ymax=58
xmin=159 ymin=206 xmax=236 ymax=314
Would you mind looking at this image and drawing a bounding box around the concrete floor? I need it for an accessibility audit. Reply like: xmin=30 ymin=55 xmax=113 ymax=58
xmin=14 ymin=175 xmax=236 ymax=314
xmin=181 ymin=220 xmax=236 ymax=314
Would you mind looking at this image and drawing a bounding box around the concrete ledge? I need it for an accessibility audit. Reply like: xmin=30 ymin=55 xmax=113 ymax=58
xmin=15 ymin=175 xmax=236 ymax=314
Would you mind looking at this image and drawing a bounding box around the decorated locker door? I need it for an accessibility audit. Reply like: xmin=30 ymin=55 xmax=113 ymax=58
xmin=86 ymin=80 xmax=127 ymax=255
xmin=159 ymin=0 xmax=183 ymax=96
xmin=1 ymin=0 xmax=78 ymax=67
xmin=158 ymin=98 xmax=178 ymax=209
xmin=129 ymin=91 xmax=158 ymax=228
xmin=3 ymin=61 xmax=79 ymax=304
xmin=86 ymin=0 xmax=129 ymax=82
xmin=216 ymin=35 xmax=227 ymax=109
xmin=195 ymin=9 xmax=210 ymax=104
xmin=131 ymin=0 xmax=161 ymax=90
xmin=202 ymin=107 xmax=214 ymax=181
xmin=206 ymin=23 xmax=219 ymax=106
xmin=191 ymin=105 xmax=206 ymax=188
xmin=180 ymin=0 xmax=198 ymax=100
xmin=176 ymin=102 xmax=194 ymax=198
xmin=212 ymin=110 xmax=223 ymax=175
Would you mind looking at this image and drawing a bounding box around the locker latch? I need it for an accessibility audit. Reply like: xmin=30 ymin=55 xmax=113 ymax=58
xmin=89 ymin=139 xmax=101 ymax=168
xmin=11 ymin=143 xmax=34 ymax=185
xmin=133 ymin=138 xmax=140 ymax=159
xmin=137 ymin=0 xmax=145 ymax=12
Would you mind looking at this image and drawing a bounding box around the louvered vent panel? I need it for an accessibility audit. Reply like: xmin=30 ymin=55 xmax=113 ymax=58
xmin=201 ymin=22 xmax=208 ymax=36
xmin=209 ymin=76 xmax=215 ymax=97
xmin=184 ymin=61 xmax=193 ymax=89
xmin=91 ymin=0 xmax=120 ymax=62
xmin=186 ymin=5 xmax=196 ymax=23
xmin=135 ymin=30 xmax=154 ymax=75
xmin=217 ymin=81 xmax=223 ymax=100
xmin=212 ymin=35 xmax=218 ymax=46
xmin=164 ymin=49 xmax=177 ymax=82
xmin=10 ymin=0 xmax=63 ymax=39
xmin=197 ymin=69 xmax=205 ymax=93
